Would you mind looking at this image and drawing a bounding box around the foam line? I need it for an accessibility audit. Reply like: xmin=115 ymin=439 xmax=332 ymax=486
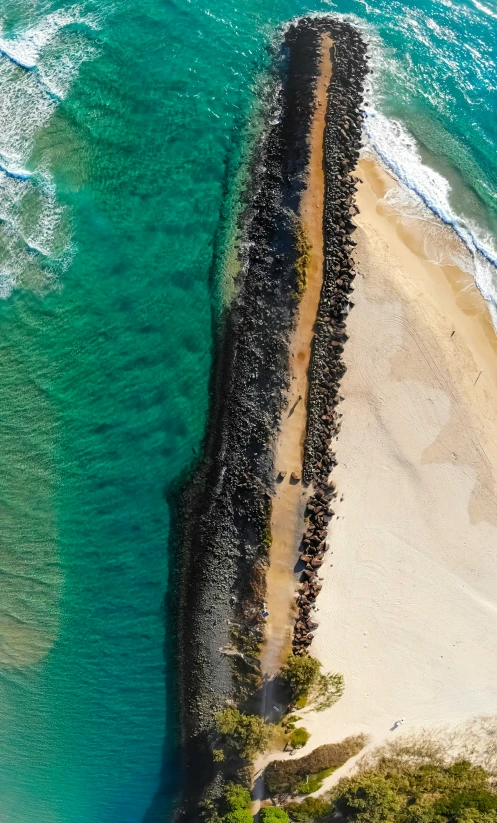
xmin=362 ymin=110 xmax=497 ymax=323
xmin=0 ymin=160 xmax=32 ymax=181
xmin=364 ymin=112 xmax=497 ymax=270
xmin=0 ymin=44 xmax=35 ymax=70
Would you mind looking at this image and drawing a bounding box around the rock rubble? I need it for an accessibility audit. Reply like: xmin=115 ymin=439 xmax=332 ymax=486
xmin=294 ymin=21 xmax=368 ymax=653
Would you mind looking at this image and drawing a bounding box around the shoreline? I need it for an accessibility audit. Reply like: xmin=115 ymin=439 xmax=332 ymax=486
xmin=174 ymin=18 xmax=368 ymax=818
xmin=172 ymin=10 xmax=497 ymax=813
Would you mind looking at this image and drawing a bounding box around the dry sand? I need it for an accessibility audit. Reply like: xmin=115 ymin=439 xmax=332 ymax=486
xmin=296 ymin=157 xmax=497 ymax=791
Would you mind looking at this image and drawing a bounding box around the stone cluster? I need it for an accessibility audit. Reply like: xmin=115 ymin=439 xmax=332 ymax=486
xmin=294 ymin=22 xmax=368 ymax=654
xmin=174 ymin=18 xmax=368 ymax=818
xmin=293 ymin=485 xmax=333 ymax=653
xmin=175 ymin=20 xmax=324 ymax=820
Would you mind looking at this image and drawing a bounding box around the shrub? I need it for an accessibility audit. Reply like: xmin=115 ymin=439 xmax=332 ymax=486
xmin=284 ymin=796 xmax=332 ymax=822
xmin=223 ymin=783 xmax=251 ymax=811
xmin=330 ymin=759 xmax=497 ymax=822
xmin=224 ymin=810 xmax=253 ymax=823
xmin=201 ymin=797 xmax=223 ymax=823
xmin=216 ymin=708 xmax=271 ymax=762
xmin=280 ymin=655 xmax=320 ymax=703
xmin=260 ymin=808 xmax=290 ymax=823
xmin=290 ymin=728 xmax=310 ymax=749
xmin=313 ymin=672 xmax=344 ymax=711
xmin=279 ymin=655 xmax=344 ymax=711
xmin=265 ymin=735 xmax=367 ymax=795
xmin=294 ymin=768 xmax=333 ymax=794
xmin=334 ymin=773 xmax=402 ymax=822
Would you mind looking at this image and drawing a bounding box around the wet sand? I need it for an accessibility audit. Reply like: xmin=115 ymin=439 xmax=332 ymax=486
xmin=260 ymin=34 xmax=333 ymax=689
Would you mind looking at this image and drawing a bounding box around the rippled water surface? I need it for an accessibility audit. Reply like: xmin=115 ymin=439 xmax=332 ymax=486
xmin=0 ymin=0 xmax=495 ymax=820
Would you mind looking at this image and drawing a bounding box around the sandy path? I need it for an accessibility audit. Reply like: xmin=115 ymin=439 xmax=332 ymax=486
xmin=259 ymin=35 xmax=333 ymax=698
xmin=290 ymin=158 xmax=497 ymax=791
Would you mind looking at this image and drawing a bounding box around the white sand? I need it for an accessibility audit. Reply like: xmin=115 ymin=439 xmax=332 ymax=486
xmin=297 ymin=159 xmax=497 ymax=791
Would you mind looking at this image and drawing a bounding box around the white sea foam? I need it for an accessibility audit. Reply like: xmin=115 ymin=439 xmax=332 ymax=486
xmin=0 ymin=7 xmax=98 ymax=76
xmin=470 ymin=0 xmax=497 ymax=20
xmin=352 ymin=18 xmax=497 ymax=330
xmin=362 ymin=109 xmax=497 ymax=328
xmin=0 ymin=9 xmax=99 ymax=298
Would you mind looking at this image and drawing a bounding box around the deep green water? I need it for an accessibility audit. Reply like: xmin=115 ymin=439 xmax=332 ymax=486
xmin=0 ymin=0 xmax=495 ymax=820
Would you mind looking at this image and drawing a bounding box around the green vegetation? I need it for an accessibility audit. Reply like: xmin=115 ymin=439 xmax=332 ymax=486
xmin=294 ymin=223 xmax=311 ymax=302
xmin=280 ymin=655 xmax=320 ymax=702
xmin=223 ymin=783 xmax=252 ymax=812
xmin=311 ymin=672 xmax=344 ymax=711
xmin=294 ymin=769 xmax=334 ymax=795
xmin=210 ymin=781 xmax=253 ymax=823
xmin=331 ymin=760 xmax=497 ymax=822
xmin=216 ymin=708 xmax=271 ymax=762
xmin=279 ymin=654 xmax=344 ymax=712
xmin=268 ymin=740 xmax=497 ymax=823
xmin=265 ymin=735 xmax=367 ymax=796
xmin=224 ymin=811 xmax=253 ymax=823
xmin=284 ymin=796 xmax=332 ymax=822
xmin=290 ymin=728 xmax=310 ymax=749
xmin=260 ymin=808 xmax=290 ymax=823
xmin=213 ymin=748 xmax=225 ymax=762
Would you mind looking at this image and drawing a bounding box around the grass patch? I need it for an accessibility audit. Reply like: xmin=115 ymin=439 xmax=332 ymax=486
xmin=294 ymin=767 xmax=334 ymax=795
xmin=290 ymin=728 xmax=310 ymax=750
xmin=284 ymin=796 xmax=333 ymax=822
xmin=264 ymin=735 xmax=367 ymax=796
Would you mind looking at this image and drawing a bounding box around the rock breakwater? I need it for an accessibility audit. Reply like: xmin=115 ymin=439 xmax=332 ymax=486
xmin=175 ymin=19 xmax=323 ymax=820
xmin=173 ymin=17 xmax=368 ymax=819
xmin=294 ymin=22 xmax=368 ymax=654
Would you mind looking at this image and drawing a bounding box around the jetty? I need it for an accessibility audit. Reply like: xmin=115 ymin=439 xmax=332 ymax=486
xmin=174 ymin=18 xmax=367 ymax=819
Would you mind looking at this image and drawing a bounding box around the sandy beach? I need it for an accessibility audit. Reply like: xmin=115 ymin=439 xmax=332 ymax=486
xmin=253 ymin=18 xmax=497 ymax=807
xmin=294 ymin=156 xmax=497 ymax=789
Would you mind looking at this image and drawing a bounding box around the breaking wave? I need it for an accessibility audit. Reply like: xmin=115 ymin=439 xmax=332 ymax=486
xmin=362 ymin=109 xmax=497 ymax=328
xmin=0 ymin=8 xmax=99 ymax=298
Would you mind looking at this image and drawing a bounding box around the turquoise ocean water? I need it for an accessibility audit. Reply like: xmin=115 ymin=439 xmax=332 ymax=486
xmin=0 ymin=0 xmax=495 ymax=821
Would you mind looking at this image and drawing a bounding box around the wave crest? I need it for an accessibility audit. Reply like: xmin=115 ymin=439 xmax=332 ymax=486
xmin=362 ymin=103 xmax=497 ymax=329
xmin=0 ymin=8 xmax=99 ymax=298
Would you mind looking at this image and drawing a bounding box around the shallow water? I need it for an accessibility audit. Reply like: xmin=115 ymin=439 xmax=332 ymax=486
xmin=0 ymin=0 xmax=495 ymax=820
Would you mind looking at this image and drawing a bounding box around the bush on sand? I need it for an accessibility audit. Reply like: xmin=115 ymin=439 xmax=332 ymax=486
xmin=216 ymin=708 xmax=271 ymax=762
xmin=279 ymin=655 xmax=344 ymax=712
xmin=265 ymin=735 xmax=367 ymax=795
